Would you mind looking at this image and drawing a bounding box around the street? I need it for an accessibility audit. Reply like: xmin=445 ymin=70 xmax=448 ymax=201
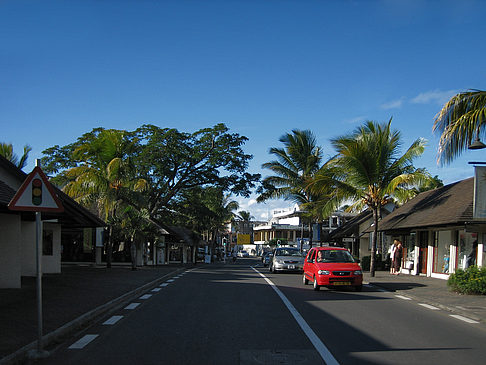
xmin=35 ymin=258 xmax=486 ymax=365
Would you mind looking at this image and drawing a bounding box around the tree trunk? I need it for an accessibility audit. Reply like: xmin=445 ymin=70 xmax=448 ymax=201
xmin=130 ymin=236 xmax=137 ymax=270
xmin=370 ymin=208 xmax=379 ymax=277
xmin=106 ymin=225 xmax=113 ymax=268
xmin=211 ymin=230 xmax=218 ymax=263
xmin=308 ymin=218 xmax=313 ymax=249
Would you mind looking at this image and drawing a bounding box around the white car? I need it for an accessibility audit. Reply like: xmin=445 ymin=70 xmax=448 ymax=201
xmin=269 ymin=247 xmax=304 ymax=273
xmin=237 ymin=250 xmax=249 ymax=258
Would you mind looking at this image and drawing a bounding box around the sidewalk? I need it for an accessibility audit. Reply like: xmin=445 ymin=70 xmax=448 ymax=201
xmin=0 ymin=263 xmax=191 ymax=364
xmin=364 ymin=271 xmax=486 ymax=323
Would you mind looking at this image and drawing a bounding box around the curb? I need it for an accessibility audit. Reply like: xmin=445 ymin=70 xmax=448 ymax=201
xmin=0 ymin=267 xmax=186 ymax=365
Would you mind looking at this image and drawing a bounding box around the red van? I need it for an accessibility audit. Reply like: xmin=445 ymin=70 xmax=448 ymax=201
xmin=303 ymin=247 xmax=363 ymax=291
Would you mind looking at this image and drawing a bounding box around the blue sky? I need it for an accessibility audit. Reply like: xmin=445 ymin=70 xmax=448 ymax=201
xmin=2 ymin=0 xmax=485 ymax=219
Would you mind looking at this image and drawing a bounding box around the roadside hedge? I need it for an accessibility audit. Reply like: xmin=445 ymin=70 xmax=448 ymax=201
xmin=447 ymin=266 xmax=486 ymax=295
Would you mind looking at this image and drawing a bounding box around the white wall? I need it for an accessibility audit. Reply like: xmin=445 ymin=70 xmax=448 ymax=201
xmin=20 ymin=220 xmax=36 ymax=277
xmin=0 ymin=213 xmax=21 ymax=288
xmin=279 ymin=216 xmax=300 ymax=225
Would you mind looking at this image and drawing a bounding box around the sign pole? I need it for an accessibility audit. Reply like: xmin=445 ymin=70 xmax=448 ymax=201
xmin=7 ymin=159 xmax=64 ymax=360
xmin=35 ymin=210 xmax=44 ymax=354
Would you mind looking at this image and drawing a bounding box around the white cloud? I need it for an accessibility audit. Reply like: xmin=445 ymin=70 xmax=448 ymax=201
xmin=411 ymin=89 xmax=457 ymax=105
xmin=247 ymin=199 xmax=257 ymax=206
xmin=381 ymin=98 xmax=404 ymax=109
xmin=345 ymin=116 xmax=366 ymax=124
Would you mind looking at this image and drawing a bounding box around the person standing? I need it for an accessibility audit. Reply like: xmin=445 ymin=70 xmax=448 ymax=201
xmin=392 ymin=239 xmax=403 ymax=275
xmin=389 ymin=242 xmax=397 ymax=275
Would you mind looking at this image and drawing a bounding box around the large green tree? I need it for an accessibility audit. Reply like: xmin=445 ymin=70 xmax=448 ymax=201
xmin=133 ymin=124 xmax=259 ymax=224
xmin=42 ymin=123 xmax=259 ymax=264
xmin=433 ymin=90 xmax=486 ymax=165
xmin=42 ymin=128 xmax=147 ymax=267
xmin=314 ymin=119 xmax=428 ymax=276
xmin=257 ymin=129 xmax=323 ymax=247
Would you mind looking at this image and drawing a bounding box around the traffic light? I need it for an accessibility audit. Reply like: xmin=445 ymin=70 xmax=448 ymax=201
xmin=32 ymin=178 xmax=42 ymax=206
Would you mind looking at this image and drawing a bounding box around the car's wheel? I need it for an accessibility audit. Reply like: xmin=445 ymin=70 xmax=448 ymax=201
xmin=303 ymin=274 xmax=309 ymax=285
xmin=313 ymin=276 xmax=320 ymax=291
xmin=355 ymin=284 xmax=363 ymax=292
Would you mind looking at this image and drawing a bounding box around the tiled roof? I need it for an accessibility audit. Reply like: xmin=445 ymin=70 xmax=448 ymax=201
xmin=0 ymin=180 xmax=16 ymax=206
xmin=377 ymin=178 xmax=474 ymax=232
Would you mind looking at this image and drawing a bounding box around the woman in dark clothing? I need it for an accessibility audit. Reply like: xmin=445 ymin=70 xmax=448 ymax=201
xmin=392 ymin=240 xmax=403 ymax=275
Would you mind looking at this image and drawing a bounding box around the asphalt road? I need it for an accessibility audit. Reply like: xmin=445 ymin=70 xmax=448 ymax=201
xmin=34 ymin=258 xmax=486 ymax=365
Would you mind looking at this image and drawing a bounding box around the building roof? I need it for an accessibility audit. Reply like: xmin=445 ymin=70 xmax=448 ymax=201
xmin=329 ymin=209 xmax=373 ymax=239
xmin=377 ymin=178 xmax=474 ymax=232
xmin=0 ymin=155 xmax=105 ymax=228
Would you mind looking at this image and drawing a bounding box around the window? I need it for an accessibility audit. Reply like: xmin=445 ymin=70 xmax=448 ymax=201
xmin=433 ymin=231 xmax=451 ymax=273
xmin=458 ymin=232 xmax=478 ymax=270
xmin=43 ymin=229 xmax=53 ymax=256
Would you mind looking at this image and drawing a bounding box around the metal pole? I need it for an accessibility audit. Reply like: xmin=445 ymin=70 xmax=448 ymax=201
xmin=29 ymin=159 xmax=49 ymax=359
xmin=36 ymin=211 xmax=43 ymax=352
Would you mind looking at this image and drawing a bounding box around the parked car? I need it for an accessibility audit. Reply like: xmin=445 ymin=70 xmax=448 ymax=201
xmin=269 ymin=247 xmax=304 ymax=273
xmin=262 ymin=251 xmax=273 ymax=267
xmin=303 ymin=247 xmax=363 ymax=291
xmin=237 ymin=250 xmax=249 ymax=258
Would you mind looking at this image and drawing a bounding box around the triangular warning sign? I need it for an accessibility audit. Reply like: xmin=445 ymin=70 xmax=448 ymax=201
xmin=8 ymin=166 xmax=64 ymax=212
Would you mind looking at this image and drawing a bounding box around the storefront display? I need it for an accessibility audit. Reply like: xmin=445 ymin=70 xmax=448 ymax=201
xmin=433 ymin=230 xmax=452 ymax=274
xmin=458 ymin=232 xmax=478 ymax=270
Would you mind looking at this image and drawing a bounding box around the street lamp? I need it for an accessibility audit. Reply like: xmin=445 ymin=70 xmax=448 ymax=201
xmin=468 ymin=127 xmax=486 ymax=150
xmin=468 ymin=137 xmax=486 ymax=150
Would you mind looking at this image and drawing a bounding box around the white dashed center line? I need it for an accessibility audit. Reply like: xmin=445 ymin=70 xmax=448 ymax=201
xmin=68 ymin=334 xmax=98 ymax=349
xmin=395 ymin=295 xmax=412 ymax=300
xmin=103 ymin=315 xmax=123 ymax=325
xmin=124 ymin=303 xmax=140 ymax=310
xmin=418 ymin=303 xmax=439 ymax=310
xmin=449 ymin=314 xmax=480 ymax=324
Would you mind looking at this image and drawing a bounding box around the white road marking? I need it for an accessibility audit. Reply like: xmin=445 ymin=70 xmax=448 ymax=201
xmin=139 ymin=294 xmax=152 ymax=300
xmin=124 ymin=303 xmax=140 ymax=310
xmin=449 ymin=314 xmax=480 ymax=324
xmin=167 ymin=279 xmax=175 ymax=282
xmin=160 ymin=283 xmax=169 ymax=287
xmin=68 ymin=334 xmax=98 ymax=349
xmin=252 ymin=267 xmax=340 ymax=365
xmin=418 ymin=303 xmax=439 ymax=310
xmin=151 ymin=288 xmax=162 ymax=292
xmin=395 ymin=295 xmax=412 ymax=300
xmin=103 ymin=315 xmax=123 ymax=325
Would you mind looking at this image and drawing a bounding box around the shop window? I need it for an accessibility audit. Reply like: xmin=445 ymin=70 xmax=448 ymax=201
xmin=433 ymin=231 xmax=451 ymax=273
xmin=43 ymin=229 xmax=53 ymax=256
xmin=458 ymin=232 xmax=478 ymax=270
xmin=402 ymin=233 xmax=416 ymax=270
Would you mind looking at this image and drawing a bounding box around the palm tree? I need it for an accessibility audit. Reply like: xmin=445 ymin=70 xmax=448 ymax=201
xmin=0 ymin=142 xmax=32 ymax=169
xmin=204 ymin=188 xmax=239 ymax=261
xmin=433 ymin=90 xmax=486 ymax=165
xmin=315 ymin=119 xmax=427 ymax=276
xmin=257 ymin=129 xmax=323 ymax=247
xmin=236 ymin=210 xmax=254 ymax=221
xmin=60 ymin=129 xmax=147 ymax=267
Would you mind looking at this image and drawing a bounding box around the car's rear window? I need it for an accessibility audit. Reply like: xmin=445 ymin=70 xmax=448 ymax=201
xmin=275 ymin=248 xmax=302 ymax=257
xmin=317 ymin=250 xmax=355 ymax=263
